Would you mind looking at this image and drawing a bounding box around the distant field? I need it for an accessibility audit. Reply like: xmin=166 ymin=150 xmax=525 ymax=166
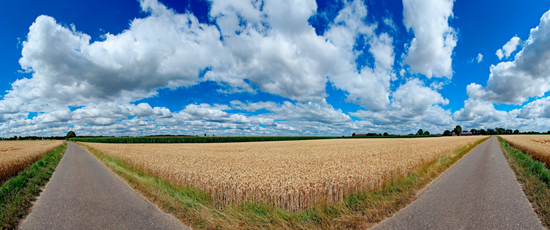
xmin=71 ymin=135 xmax=441 ymax=144
xmin=0 ymin=141 xmax=64 ymax=181
xmin=500 ymin=135 xmax=550 ymax=166
xmin=79 ymin=136 xmax=483 ymax=211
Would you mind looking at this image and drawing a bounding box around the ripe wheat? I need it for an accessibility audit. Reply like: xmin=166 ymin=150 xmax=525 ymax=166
xmin=0 ymin=140 xmax=64 ymax=181
xmin=500 ymin=135 xmax=550 ymax=166
xmin=80 ymin=137 xmax=483 ymax=211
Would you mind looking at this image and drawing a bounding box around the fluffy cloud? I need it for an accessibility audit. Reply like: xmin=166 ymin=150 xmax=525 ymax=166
xmin=0 ymin=0 xmax=462 ymax=137
xmin=402 ymin=0 xmax=457 ymax=78
xmin=496 ymin=36 xmax=521 ymax=60
xmin=452 ymin=99 xmax=509 ymax=128
xmin=350 ymin=78 xmax=451 ymax=131
xmin=467 ymin=10 xmax=550 ymax=104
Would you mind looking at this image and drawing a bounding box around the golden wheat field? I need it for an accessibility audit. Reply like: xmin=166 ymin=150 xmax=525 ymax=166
xmin=80 ymin=136 xmax=484 ymax=211
xmin=500 ymin=135 xmax=550 ymax=166
xmin=0 ymin=140 xmax=64 ymax=181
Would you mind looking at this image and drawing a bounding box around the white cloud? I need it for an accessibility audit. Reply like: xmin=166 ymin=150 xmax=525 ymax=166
xmin=477 ymin=53 xmax=483 ymax=63
xmin=402 ymin=0 xmax=457 ymax=78
xmin=496 ymin=49 xmax=504 ymax=59
xmin=467 ymin=10 xmax=550 ymax=104
xmin=0 ymin=0 xmax=466 ymax=137
xmin=452 ymin=99 xmax=509 ymax=127
xmin=496 ymin=36 xmax=521 ymax=60
xmin=350 ymin=78 xmax=451 ymax=131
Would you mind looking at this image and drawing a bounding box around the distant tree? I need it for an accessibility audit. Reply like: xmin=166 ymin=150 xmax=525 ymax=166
xmin=383 ymin=132 xmax=389 ymax=136
xmin=424 ymin=131 xmax=430 ymax=135
xmin=470 ymin=129 xmax=478 ymax=135
xmin=416 ymin=129 xmax=424 ymax=135
xmin=487 ymin=128 xmax=495 ymax=135
xmin=352 ymin=133 xmax=356 ymax=137
xmin=453 ymin=125 xmax=463 ymax=136
xmin=443 ymin=130 xmax=451 ymax=136
xmin=514 ymin=129 xmax=520 ymax=134
xmin=480 ymin=129 xmax=487 ymax=135
xmin=204 ymin=133 xmax=206 ymax=137
xmin=66 ymin=131 xmax=76 ymax=138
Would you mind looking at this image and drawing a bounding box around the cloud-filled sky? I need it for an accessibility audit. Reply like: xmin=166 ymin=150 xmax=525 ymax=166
xmin=1 ymin=0 xmax=550 ymax=137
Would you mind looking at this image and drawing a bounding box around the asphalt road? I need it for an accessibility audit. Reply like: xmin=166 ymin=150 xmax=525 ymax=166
xmin=373 ymin=136 xmax=544 ymax=230
xmin=19 ymin=142 xmax=189 ymax=230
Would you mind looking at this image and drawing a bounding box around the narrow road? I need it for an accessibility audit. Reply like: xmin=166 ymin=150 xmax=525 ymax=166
xmin=20 ymin=142 xmax=189 ymax=230
xmin=373 ymin=137 xmax=544 ymax=229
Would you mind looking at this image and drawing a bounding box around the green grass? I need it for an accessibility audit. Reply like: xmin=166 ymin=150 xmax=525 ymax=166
xmin=77 ymin=137 xmax=487 ymax=229
xmin=71 ymin=135 xmax=442 ymax=144
xmin=0 ymin=143 xmax=67 ymax=229
xmin=498 ymin=137 xmax=550 ymax=228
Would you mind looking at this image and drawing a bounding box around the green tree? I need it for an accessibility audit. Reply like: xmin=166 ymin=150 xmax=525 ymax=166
xmin=383 ymin=132 xmax=389 ymax=136
xmin=66 ymin=131 xmax=76 ymax=138
xmin=416 ymin=129 xmax=424 ymax=135
xmin=443 ymin=130 xmax=451 ymax=136
xmin=514 ymin=129 xmax=520 ymax=134
xmin=480 ymin=129 xmax=487 ymax=135
xmin=424 ymin=131 xmax=430 ymax=135
xmin=470 ymin=129 xmax=478 ymax=135
xmin=453 ymin=125 xmax=462 ymax=136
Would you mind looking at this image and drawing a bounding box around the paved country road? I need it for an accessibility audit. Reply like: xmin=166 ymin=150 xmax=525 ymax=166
xmin=19 ymin=142 xmax=189 ymax=230
xmin=373 ymin=137 xmax=544 ymax=230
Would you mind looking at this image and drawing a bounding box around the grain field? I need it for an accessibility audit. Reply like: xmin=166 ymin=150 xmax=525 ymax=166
xmin=500 ymin=135 xmax=550 ymax=166
xmin=0 ymin=140 xmax=64 ymax=181
xmin=80 ymin=136 xmax=484 ymax=211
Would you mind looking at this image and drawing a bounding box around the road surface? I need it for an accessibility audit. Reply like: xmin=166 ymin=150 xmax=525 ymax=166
xmin=373 ymin=136 xmax=544 ymax=230
xmin=20 ymin=142 xmax=189 ymax=230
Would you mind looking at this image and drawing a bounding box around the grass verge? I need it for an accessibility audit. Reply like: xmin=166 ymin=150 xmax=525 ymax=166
xmin=498 ymin=137 xmax=550 ymax=228
xmin=77 ymin=137 xmax=488 ymax=229
xmin=0 ymin=143 xmax=67 ymax=229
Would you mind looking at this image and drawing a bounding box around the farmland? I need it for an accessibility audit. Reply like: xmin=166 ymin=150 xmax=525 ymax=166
xmin=71 ymin=134 xmax=442 ymax=144
xmin=0 ymin=140 xmax=65 ymax=182
xmin=500 ymin=135 xmax=550 ymax=167
xmin=79 ymin=136 xmax=484 ymax=211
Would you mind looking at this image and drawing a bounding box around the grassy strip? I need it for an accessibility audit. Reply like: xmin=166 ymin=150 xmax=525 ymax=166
xmin=71 ymin=135 xmax=442 ymax=144
xmin=498 ymin=137 xmax=550 ymax=228
xmin=77 ymin=137 xmax=487 ymax=229
xmin=0 ymin=143 xmax=67 ymax=229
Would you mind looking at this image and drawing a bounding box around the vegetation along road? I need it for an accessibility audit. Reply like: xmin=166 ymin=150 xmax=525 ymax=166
xmin=373 ymin=136 xmax=543 ymax=229
xmin=19 ymin=142 xmax=189 ymax=229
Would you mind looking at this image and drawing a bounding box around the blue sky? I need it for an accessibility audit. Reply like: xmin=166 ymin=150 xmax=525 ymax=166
xmin=1 ymin=0 xmax=550 ymax=137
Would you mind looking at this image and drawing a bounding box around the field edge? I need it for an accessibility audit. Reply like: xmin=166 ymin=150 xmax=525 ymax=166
xmin=0 ymin=142 xmax=68 ymax=229
xmin=76 ymin=137 xmax=488 ymax=230
xmin=498 ymin=136 xmax=550 ymax=228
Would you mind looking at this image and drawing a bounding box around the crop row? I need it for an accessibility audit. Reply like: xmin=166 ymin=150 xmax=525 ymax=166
xmin=0 ymin=141 xmax=64 ymax=182
xmin=78 ymin=136 xmax=483 ymax=211
xmin=500 ymin=135 xmax=550 ymax=167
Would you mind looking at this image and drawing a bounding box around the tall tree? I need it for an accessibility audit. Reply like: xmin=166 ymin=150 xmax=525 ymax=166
xmin=66 ymin=131 xmax=76 ymax=138
xmin=416 ymin=129 xmax=424 ymax=135
xmin=453 ymin=125 xmax=462 ymax=136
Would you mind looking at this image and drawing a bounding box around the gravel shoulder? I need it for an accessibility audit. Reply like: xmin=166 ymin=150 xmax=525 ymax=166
xmin=372 ymin=136 xmax=544 ymax=230
xmin=19 ymin=142 xmax=189 ymax=230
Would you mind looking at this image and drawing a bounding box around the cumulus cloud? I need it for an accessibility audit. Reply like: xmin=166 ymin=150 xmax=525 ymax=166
xmin=402 ymin=0 xmax=457 ymax=78
xmin=452 ymin=99 xmax=508 ymax=127
xmin=0 ymin=0 xmax=462 ymax=137
xmin=467 ymin=10 xmax=550 ymax=104
xmin=495 ymin=36 xmax=521 ymax=60
xmin=350 ymin=78 xmax=451 ymax=130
